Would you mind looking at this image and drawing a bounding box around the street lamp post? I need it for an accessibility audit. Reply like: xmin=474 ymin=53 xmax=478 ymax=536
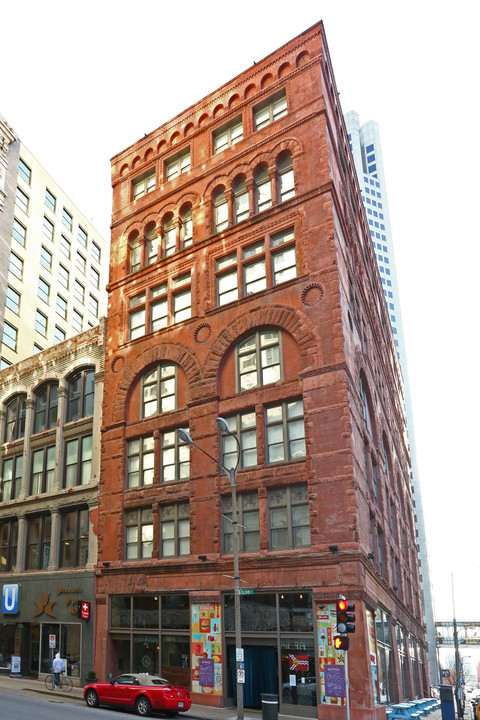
xmin=176 ymin=419 xmax=244 ymax=720
xmin=451 ymin=573 xmax=464 ymax=719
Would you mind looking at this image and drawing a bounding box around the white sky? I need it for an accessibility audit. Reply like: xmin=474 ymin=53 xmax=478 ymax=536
xmin=2 ymin=0 xmax=479 ymax=623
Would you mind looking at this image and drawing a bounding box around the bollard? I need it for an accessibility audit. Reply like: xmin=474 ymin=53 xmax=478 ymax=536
xmin=261 ymin=693 xmax=279 ymax=720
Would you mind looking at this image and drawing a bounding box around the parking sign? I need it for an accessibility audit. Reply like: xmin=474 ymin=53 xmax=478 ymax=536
xmin=2 ymin=584 xmax=19 ymax=614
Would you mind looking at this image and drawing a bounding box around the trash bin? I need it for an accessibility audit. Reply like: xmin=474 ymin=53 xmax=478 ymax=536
xmin=261 ymin=693 xmax=279 ymax=720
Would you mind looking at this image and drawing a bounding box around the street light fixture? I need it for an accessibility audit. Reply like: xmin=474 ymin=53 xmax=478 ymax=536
xmin=176 ymin=419 xmax=244 ymax=720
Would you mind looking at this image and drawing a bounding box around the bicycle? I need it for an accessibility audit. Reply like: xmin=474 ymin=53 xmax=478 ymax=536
xmin=45 ymin=671 xmax=73 ymax=692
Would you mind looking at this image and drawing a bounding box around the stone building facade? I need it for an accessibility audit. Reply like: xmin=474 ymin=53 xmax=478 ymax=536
xmin=0 ymin=321 xmax=104 ymax=682
xmin=96 ymin=22 xmax=426 ymax=719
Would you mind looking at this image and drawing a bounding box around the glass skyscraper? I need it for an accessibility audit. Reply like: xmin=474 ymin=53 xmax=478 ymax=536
xmin=345 ymin=110 xmax=438 ymax=688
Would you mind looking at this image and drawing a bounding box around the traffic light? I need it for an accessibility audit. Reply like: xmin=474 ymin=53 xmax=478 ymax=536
xmin=333 ymin=635 xmax=350 ymax=651
xmin=336 ymin=599 xmax=355 ymax=633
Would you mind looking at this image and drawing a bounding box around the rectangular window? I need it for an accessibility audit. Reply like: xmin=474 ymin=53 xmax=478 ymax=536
xmin=18 ymin=158 xmax=31 ymax=184
xmin=26 ymin=515 xmax=51 ymax=570
xmin=60 ymin=508 xmax=89 ymax=568
xmin=58 ymin=263 xmax=70 ymax=290
xmin=45 ymin=188 xmax=56 ymax=212
xmin=72 ymin=308 xmax=83 ymax=332
xmin=41 ymin=246 xmax=52 ymax=272
xmin=213 ymin=116 xmax=243 ymax=153
xmin=37 ymin=277 xmax=50 ymax=304
xmin=125 ymin=508 xmax=153 ymax=559
xmin=265 ymin=398 xmax=306 ymax=463
xmin=253 ymin=89 xmax=287 ymax=130
xmin=12 ymin=218 xmax=26 ymax=246
xmin=216 ymin=227 xmax=296 ymax=307
xmin=62 ymin=207 xmax=73 ymax=231
xmin=74 ymin=279 xmax=85 ymax=304
xmin=76 ymin=251 xmax=86 ymax=274
xmin=160 ymin=502 xmax=190 ymax=557
xmin=173 ymin=287 xmax=191 ymax=323
xmin=59 ymin=234 xmax=71 ymax=258
xmin=127 ymin=436 xmax=155 ymax=488
xmin=64 ymin=435 xmax=92 ymax=488
xmin=91 ymin=241 xmax=101 ymax=263
xmin=165 ymin=148 xmax=191 ymax=181
xmin=129 ymin=306 xmax=146 ymax=340
xmin=88 ymin=293 xmax=99 ymax=317
xmin=220 ymin=411 xmax=257 ymax=470
xmin=78 ymin=226 xmax=87 ymax=247
xmin=43 ymin=215 xmax=54 ymax=241
xmin=9 ymin=251 xmax=23 ymax=279
xmin=6 ymin=286 xmax=20 ymax=314
xmin=1 ymin=455 xmax=23 ymax=501
xmin=0 ymin=520 xmax=18 ymax=571
xmin=268 ymin=484 xmax=310 ymax=550
xmin=54 ymin=325 xmax=66 ymax=344
xmin=31 ymin=446 xmax=56 ymax=494
xmin=161 ymin=430 xmax=189 ymax=483
xmin=90 ymin=266 xmax=100 ymax=289
xmin=2 ymin=322 xmax=17 ymax=351
xmin=35 ymin=309 xmax=48 ymax=336
xmin=222 ymin=492 xmax=259 ymax=553
xmin=133 ymin=169 xmax=156 ymax=200
xmin=56 ymin=294 xmax=67 ymax=319
xmin=15 ymin=186 xmax=29 ymax=214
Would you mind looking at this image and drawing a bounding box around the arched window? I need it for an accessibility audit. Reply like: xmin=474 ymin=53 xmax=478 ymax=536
xmin=277 ymin=153 xmax=295 ymax=202
xmin=34 ymin=382 xmax=59 ymax=433
xmin=130 ymin=232 xmax=141 ymax=273
xmin=213 ymin=188 xmax=228 ymax=232
xmin=359 ymin=374 xmax=373 ymax=434
xmin=181 ymin=206 xmax=193 ymax=247
xmin=141 ymin=363 xmax=176 ymax=418
xmin=236 ymin=329 xmax=282 ymax=392
xmin=254 ymin=167 xmax=272 ymax=212
xmin=146 ymin=225 xmax=158 ymax=266
xmin=67 ymin=368 xmax=95 ymax=422
xmin=163 ymin=215 xmax=176 ymax=257
xmin=233 ymin=178 xmax=249 ymax=223
xmin=4 ymin=394 xmax=26 ymax=442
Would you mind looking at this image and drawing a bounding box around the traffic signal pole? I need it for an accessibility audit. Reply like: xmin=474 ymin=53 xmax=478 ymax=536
xmin=344 ymin=649 xmax=351 ymax=720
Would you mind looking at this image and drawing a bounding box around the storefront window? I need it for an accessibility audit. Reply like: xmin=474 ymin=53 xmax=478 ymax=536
xmin=279 ymin=593 xmax=313 ymax=632
xmin=133 ymin=596 xmax=159 ymax=629
xmin=410 ymin=635 xmax=420 ymax=697
xmin=111 ymin=596 xmax=131 ymax=628
xmin=162 ymin=594 xmax=189 ymax=629
xmin=133 ymin=634 xmax=158 ymax=675
xmin=376 ymin=609 xmax=395 ymax=704
xmin=39 ymin=623 xmax=80 ymax=676
xmin=0 ymin=625 xmax=15 ymax=668
xmin=397 ymin=624 xmax=410 ymax=699
xmin=161 ymin=634 xmax=190 ymax=687
xmin=225 ymin=593 xmax=277 ymax=632
xmin=281 ymin=636 xmax=316 ymax=707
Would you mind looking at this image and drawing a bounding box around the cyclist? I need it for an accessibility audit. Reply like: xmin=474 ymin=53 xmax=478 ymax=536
xmin=52 ymin=652 xmax=63 ymax=688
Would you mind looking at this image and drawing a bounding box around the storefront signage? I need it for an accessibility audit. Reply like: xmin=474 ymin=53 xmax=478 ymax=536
xmin=2 ymin=584 xmax=20 ymax=614
xmin=11 ymin=656 xmax=21 ymax=674
xmin=199 ymin=658 xmax=214 ymax=687
xmin=33 ymin=590 xmax=56 ymax=618
xmin=324 ymin=664 xmax=345 ymax=698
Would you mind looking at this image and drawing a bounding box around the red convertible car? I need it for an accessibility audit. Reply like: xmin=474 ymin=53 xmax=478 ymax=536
xmin=84 ymin=673 xmax=191 ymax=717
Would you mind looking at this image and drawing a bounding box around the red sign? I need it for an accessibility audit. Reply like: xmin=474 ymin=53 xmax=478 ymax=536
xmin=78 ymin=600 xmax=90 ymax=620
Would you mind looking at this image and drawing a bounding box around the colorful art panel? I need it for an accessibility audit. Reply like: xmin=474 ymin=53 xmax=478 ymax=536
xmin=191 ymin=603 xmax=223 ymax=695
xmin=316 ymin=603 xmax=346 ymax=706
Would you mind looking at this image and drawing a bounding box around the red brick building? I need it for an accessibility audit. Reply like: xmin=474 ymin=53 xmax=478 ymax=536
xmin=95 ymin=21 xmax=426 ymax=719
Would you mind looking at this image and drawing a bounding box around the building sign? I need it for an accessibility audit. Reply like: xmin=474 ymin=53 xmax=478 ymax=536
xmin=78 ymin=600 xmax=91 ymax=620
xmin=316 ymin=603 xmax=346 ymax=706
xmin=191 ymin=603 xmax=222 ymax=695
xmin=2 ymin=584 xmax=20 ymax=614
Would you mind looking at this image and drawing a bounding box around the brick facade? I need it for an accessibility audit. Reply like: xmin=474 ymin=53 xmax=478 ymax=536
xmin=96 ymin=22 xmax=426 ymax=719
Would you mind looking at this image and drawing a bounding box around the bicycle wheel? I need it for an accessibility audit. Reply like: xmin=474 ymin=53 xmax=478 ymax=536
xmin=45 ymin=674 xmax=55 ymax=691
xmin=61 ymin=675 xmax=73 ymax=692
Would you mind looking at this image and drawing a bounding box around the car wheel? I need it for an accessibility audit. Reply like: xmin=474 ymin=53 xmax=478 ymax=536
xmin=136 ymin=695 xmax=152 ymax=717
xmin=85 ymin=689 xmax=99 ymax=708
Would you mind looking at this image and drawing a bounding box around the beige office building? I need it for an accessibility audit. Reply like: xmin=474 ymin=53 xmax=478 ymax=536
xmin=0 ymin=112 xmax=108 ymax=366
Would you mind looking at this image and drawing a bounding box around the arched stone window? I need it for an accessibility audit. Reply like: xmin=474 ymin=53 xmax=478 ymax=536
xmin=129 ymin=232 xmax=141 ymax=273
xmin=34 ymin=382 xmax=59 ymax=433
xmin=277 ymin=153 xmax=295 ymax=202
xmin=146 ymin=225 xmax=158 ymax=266
xmin=213 ymin=188 xmax=228 ymax=232
xmin=254 ymin=167 xmax=272 ymax=213
xmin=4 ymin=394 xmax=26 ymax=442
xmin=141 ymin=363 xmax=177 ymax=418
xmin=233 ymin=178 xmax=249 ymax=223
xmin=163 ymin=214 xmax=176 ymax=257
xmin=67 ymin=368 xmax=95 ymax=422
xmin=181 ymin=206 xmax=193 ymax=247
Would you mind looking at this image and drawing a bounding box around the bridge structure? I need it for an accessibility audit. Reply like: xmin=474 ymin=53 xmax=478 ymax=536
xmin=436 ymin=621 xmax=480 ymax=647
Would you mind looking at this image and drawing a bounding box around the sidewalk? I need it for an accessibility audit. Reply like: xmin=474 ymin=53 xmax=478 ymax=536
xmin=0 ymin=674 xmax=450 ymax=720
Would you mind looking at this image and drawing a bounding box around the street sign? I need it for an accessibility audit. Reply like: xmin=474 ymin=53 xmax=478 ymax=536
xmin=237 ymin=668 xmax=245 ymax=684
xmin=239 ymin=589 xmax=254 ymax=595
xmin=49 ymin=634 xmax=56 ymax=648
xmin=236 ymin=648 xmax=244 ymax=662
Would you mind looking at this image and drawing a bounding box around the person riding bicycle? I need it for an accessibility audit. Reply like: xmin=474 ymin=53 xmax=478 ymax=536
xmin=52 ymin=652 xmax=63 ymax=688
